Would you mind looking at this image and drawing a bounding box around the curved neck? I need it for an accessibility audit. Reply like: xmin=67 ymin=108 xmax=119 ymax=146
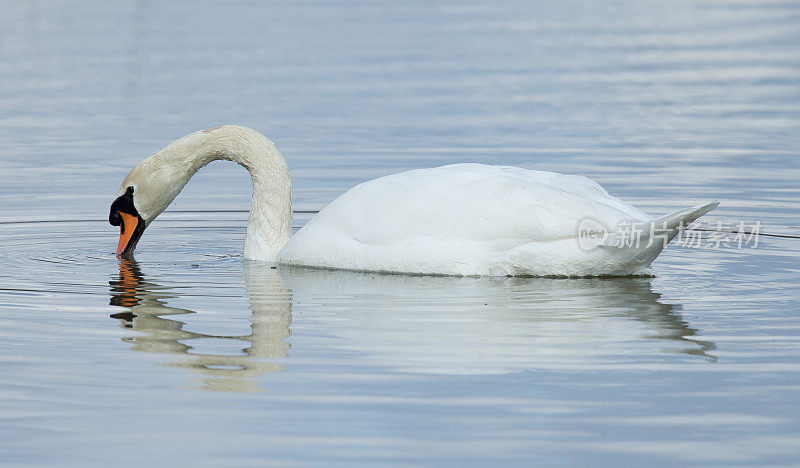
xmin=124 ymin=126 xmax=293 ymax=261
xmin=193 ymin=126 xmax=293 ymax=261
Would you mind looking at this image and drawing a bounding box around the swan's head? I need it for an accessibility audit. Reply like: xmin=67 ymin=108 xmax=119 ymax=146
xmin=109 ymin=151 xmax=188 ymax=258
xmin=109 ymin=185 xmax=146 ymax=258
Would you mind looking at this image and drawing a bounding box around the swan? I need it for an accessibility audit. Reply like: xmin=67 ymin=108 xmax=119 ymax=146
xmin=109 ymin=125 xmax=718 ymax=276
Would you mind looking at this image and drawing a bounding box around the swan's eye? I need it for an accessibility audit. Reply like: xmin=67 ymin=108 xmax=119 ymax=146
xmin=109 ymin=188 xmax=139 ymax=225
xmin=110 ymin=210 xmax=122 ymax=226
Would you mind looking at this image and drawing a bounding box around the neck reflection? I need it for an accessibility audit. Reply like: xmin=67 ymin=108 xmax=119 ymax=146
xmin=109 ymin=260 xmax=291 ymax=392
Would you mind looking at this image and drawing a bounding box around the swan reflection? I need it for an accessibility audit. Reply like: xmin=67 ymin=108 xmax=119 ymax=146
xmin=109 ymin=260 xmax=291 ymax=392
xmin=283 ymin=268 xmax=717 ymax=374
xmin=109 ymin=262 xmax=716 ymax=391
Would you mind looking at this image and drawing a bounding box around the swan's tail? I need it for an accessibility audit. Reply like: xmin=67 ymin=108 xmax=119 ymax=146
xmin=649 ymin=201 xmax=720 ymax=245
xmin=601 ymin=201 xmax=719 ymax=268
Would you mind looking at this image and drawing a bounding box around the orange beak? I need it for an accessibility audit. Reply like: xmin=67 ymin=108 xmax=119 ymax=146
xmin=116 ymin=212 xmax=140 ymax=258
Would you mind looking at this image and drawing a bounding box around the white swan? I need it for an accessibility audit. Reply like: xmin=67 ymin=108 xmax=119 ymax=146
xmin=109 ymin=125 xmax=718 ymax=276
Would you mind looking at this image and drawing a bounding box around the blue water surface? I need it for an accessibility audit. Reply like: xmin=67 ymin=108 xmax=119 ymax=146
xmin=0 ymin=1 xmax=799 ymax=465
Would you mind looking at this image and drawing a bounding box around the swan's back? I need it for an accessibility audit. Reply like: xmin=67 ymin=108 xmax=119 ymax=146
xmin=278 ymin=164 xmax=656 ymax=276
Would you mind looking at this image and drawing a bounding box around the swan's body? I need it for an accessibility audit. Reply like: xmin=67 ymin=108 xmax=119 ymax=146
xmin=110 ymin=126 xmax=718 ymax=276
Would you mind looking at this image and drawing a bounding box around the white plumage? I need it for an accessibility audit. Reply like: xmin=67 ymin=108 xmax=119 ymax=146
xmin=279 ymin=163 xmax=716 ymax=275
xmin=113 ymin=126 xmax=718 ymax=276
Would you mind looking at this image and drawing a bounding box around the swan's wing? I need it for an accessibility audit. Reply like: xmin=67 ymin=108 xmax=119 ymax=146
xmin=295 ymin=164 xmax=650 ymax=246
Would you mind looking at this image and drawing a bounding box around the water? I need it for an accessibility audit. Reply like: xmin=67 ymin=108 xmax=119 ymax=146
xmin=1 ymin=0 xmax=799 ymax=465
